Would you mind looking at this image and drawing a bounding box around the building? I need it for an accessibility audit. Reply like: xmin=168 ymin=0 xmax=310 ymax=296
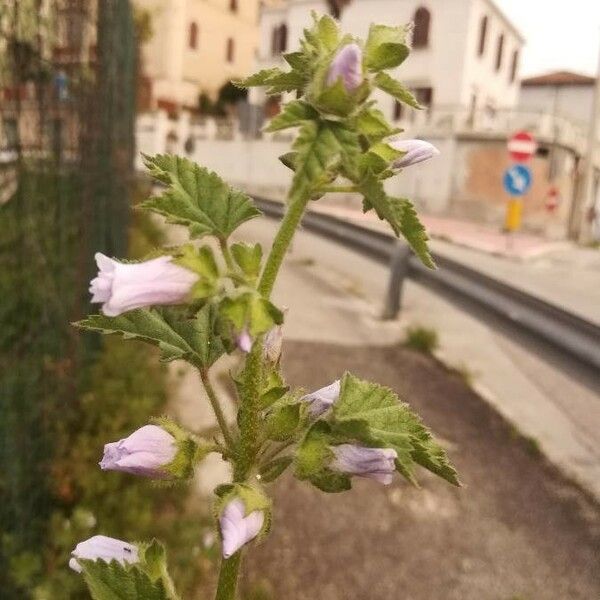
xmin=135 ymin=0 xmax=268 ymax=113
xmin=519 ymin=71 xmax=596 ymax=132
xmin=253 ymin=0 xmax=524 ymax=123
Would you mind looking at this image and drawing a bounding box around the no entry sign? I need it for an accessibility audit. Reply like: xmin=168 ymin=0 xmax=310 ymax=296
xmin=508 ymin=130 xmax=537 ymax=162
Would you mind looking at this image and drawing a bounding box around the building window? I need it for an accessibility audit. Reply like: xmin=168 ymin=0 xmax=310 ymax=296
xmin=495 ymin=34 xmax=504 ymax=72
xmin=412 ymin=7 xmax=431 ymax=49
xmin=271 ymin=23 xmax=288 ymax=55
xmin=226 ymin=38 xmax=235 ymax=63
xmin=189 ymin=22 xmax=198 ymax=50
xmin=478 ymin=15 xmax=488 ymax=56
xmin=393 ymin=101 xmax=403 ymax=121
xmin=414 ymin=86 xmax=433 ymax=108
xmin=510 ymin=49 xmax=519 ymax=83
xmin=229 ymin=0 xmax=238 ymax=12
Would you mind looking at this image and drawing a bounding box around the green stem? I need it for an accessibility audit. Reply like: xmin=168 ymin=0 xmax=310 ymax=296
xmin=258 ymin=191 xmax=311 ymax=298
xmin=219 ymin=237 xmax=235 ymax=271
xmin=320 ymin=184 xmax=357 ymax=193
xmin=215 ymin=552 xmax=243 ymax=600
xmin=200 ymin=369 xmax=234 ymax=449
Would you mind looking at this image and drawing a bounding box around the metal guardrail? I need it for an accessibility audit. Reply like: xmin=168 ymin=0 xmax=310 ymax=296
xmin=253 ymin=196 xmax=600 ymax=371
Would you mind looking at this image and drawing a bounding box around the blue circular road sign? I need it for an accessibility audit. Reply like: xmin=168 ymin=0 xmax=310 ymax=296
xmin=503 ymin=164 xmax=532 ymax=197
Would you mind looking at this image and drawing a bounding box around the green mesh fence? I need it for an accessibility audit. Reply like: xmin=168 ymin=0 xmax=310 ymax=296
xmin=0 ymin=1 xmax=136 ymax=595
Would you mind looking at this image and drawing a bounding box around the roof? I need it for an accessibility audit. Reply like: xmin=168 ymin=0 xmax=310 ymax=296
xmin=521 ymin=71 xmax=596 ymax=87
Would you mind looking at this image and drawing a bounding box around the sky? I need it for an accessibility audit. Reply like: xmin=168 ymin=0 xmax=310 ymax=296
xmin=497 ymin=0 xmax=600 ymax=77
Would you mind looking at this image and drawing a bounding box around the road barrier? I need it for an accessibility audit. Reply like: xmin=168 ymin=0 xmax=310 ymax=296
xmin=253 ymin=196 xmax=600 ymax=371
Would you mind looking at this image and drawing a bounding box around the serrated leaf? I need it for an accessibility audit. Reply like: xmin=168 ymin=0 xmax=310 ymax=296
xmin=140 ymin=540 xmax=166 ymax=581
xmin=234 ymin=68 xmax=285 ymax=88
xmin=81 ymin=560 xmax=169 ymax=600
xmin=75 ymin=305 xmax=225 ymax=368
xmin=141 ymin=154 xmax=260 ymax=240
xmin=355 ymin=107 xmax=398 ymax=142
xmin=283 ymin=51 xmax=309 ymax=71
xmin=332 ymin=373 xmax=459 ymax=486
xmin=265 ymin=100 xmax=318 ymax=132
xmin=278 ymin=151 xmax=298 ymax=171
xmin=314 ymin=78 xmax=356 ymax=117
xmin=290 ymin=120 xmax=361 ymax=201
xmin=365 ymin=24 xmax=410 ymax=71
xmin=265 ymin=70 xmax=308 ymax=95
xmin=231 ymin=242 xmax=262 ymax=280
xmin=358 ymin=172 xmax=434 ymax=267
xmin=259 ymin=456 xmax=293 ymax=483
xmin=374 ymin=72 xmax=421 ymax=109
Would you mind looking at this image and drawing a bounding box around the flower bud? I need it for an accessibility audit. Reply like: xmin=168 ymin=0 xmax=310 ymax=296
xmin=236 ymin=328 xmax=253 ymax=353
xmin=387 ymin=138 xmax=440 ymax=169
xmin=100 ymin=424 xmax=177 ymax=478
xmin=327 ymin=43 xmax=363 ymax=91
xmin=263 ymin=324 xmax=283 ymax=363
xmin=301 ymin=380 xmax=340 ymax=416
xmin=219 ymin=498 xmax=265 ymax=558
xmin=69 ymin=535 xmax=139 ymax=573
xmin=90 ymin=253 xmax=198 ymax=317
xmin=330 ymin=444 xmax=397 ymax=485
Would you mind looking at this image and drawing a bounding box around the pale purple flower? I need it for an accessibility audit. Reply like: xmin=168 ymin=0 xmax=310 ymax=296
xmin=301 ymin=380 xmax=340 ymax=416
xmin=100 ymin=424 xmax=177 ymax=478
xmin=330 ymin=444 xmax=397 ymax=485
xmin=69 ymin=535 xmax=139 ymax=573
xmin=90 ymin=253 xmax=198 ymax=317
xmin=236 ymin=328 xmax=253 ymax=353
xmin=327 ymin=43 xmax=363 ymax=91
xmin=263 ymin=325 xmax=283 ymax=362
xmin=387 ymin=138 xmax=440 ymax=169
xmin=219 ymin=498 xmax=264 ymax=558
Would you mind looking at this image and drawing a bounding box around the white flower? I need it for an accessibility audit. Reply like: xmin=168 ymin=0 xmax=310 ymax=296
xmin=69 ymin=535 xmax=139 ymax=573
xmin=327 ymin=43 xmax=363 ymax=91
xmin=90 ymin=253 xmax=198 ymax=317
xmin=387 ymin=138 xmax=440 ymax=169
xmin=330 ymin=444 xmax=397 ymax=485
xmin=219 ymin=498 xmax=265 ymax=559
xmin=301 ymin=380 xmax=341 ymax=416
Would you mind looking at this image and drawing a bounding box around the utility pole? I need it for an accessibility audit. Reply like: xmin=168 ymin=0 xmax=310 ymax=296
xmin=578 ymin=31 xmax=600 ymax=242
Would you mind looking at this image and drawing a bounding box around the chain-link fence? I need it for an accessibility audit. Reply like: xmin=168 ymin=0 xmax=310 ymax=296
xmin=0 ymin=1 xmax=136 ymax=595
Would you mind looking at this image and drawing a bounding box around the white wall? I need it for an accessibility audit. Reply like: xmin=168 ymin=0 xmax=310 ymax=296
xmin=519 ymin=85 xmax=594 ymax=130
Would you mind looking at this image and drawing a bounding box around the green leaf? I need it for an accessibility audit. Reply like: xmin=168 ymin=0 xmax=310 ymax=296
xmin=264 ymin=403 xmax=301 ymax=442
xmin=75 ymin=305 xmax=225 ymax=368
xmin=290 ymin=120 xmax=361 ymax=200
xmin=259 ymin=456 xmax=293 ymax=483
xmin=332 ymin=373 xmax=459 ymax=486
xmin=365 ymin=24 xmax=410 ymax=71
xmin=234 ymin=68 xmax=285 ymax=88
xmin=231 ymin=242 xmax=262 ymax=280
xmin=265 ymin=100 xmax=318 ymax=132
xmin=278 ymin=151 xmax=298 ymax=171
xmin=141 ymin=154 xmax=260 ymax=240
xmin=140 ymin=540 xmax=166 ymax=582
xmin=374 ymin=72 xmax=421 ymax=109
xmin=294 ymin=421 xmax=352 ymax=493
xmin=173 ymin=245 xmax=220 ymax=299
xmin=80 ymin=560 xmax=169 ymax=600
xmin=283 ymin=51 xmax=309 ymax=71
xmin=358 ymin=172 xmax=434 ymax=268
xmin=220 ymin=293 xmax=283 ymax=337
xmin=264 ymin=70 xmax=308 ymax=95
xmin=355 ymin=107 xmax=399 ymax=143
xmin=314 ymin=78 xmax=356 ymax=117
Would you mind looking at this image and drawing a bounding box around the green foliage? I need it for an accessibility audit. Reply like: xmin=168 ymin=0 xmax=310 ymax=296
xmin=141 ymin=154 xmax=260 ymax=240
xmin=220 ymin=293 xmax=283 ymax=337
xmin=231 ymin=243 xmax=263 ymax=281
xmin=404 ymin=325 xmax=439 ymax=354
xmin=364 ymin=24 xmax=410 ymax=71
xmin=265 ymin=100 xmax=319 ymax=133
xmin=75 ymin=305 xmax=225 ymax=368
xmin=374 ymin=72 xmax=421 ymax=109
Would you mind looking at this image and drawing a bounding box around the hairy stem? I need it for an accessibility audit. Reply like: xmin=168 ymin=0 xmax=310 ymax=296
xmin=215 ymin=552 xmax=243 ymax=600
xmin=200 ymin=369 xmax=234 ymax=449
xmin=219 ymin=237 xmax=235 ymax=271
xmin=258 ymin=191 xmax=311 ymax=298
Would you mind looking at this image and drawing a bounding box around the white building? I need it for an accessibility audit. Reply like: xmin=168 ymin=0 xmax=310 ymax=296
xmin=253 ymin=0 xmax=524 ymax=124
xmin=519 ymin=71 xmax=596 ymax=133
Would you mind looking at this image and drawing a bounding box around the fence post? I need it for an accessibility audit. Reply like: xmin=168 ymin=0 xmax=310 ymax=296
xmin=382 ymin=243 xmax=411 ymax=320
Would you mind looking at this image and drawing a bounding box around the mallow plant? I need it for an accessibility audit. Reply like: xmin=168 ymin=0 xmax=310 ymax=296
xmin=73 ymin=14 xmax=458 ymax=600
